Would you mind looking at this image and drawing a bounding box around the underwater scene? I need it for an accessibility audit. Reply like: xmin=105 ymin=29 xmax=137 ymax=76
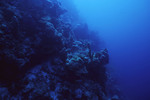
xmin=0 ymin=0 xmax=150 ymax=100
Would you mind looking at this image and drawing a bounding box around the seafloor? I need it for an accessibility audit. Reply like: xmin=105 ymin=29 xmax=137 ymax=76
xmin=0 ymin=0 xmax=120 ymax=100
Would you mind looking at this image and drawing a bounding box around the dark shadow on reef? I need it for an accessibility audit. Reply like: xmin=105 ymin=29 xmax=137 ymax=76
xmin=0 ymin=0 xmax=120 ymax=100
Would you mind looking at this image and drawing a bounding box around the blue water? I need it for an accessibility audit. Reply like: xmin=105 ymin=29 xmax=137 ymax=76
xmin=63 ymin=0 xmax=150 ymax=100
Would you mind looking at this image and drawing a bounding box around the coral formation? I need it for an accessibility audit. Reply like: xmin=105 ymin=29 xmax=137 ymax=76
xmin=0 ymin=0 xmax=119 ymax=100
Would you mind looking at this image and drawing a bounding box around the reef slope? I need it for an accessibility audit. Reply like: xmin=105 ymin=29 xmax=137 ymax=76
xmin=0 ymin=0 xmax=111 ymax=100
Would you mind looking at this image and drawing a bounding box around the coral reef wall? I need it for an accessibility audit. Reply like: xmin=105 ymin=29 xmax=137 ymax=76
xmin=0 ymin=0 xmax=112 ymax=100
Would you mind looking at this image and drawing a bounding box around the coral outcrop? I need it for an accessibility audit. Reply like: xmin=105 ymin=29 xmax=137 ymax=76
xmin=0 ymin=0 xmax=113 ymax=100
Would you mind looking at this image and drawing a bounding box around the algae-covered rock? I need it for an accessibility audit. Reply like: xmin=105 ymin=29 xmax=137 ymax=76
xmin=93 ymin=48 xmax=109 ymax=64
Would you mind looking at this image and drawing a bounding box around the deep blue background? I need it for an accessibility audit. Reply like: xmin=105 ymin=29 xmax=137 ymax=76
xmin=62 ymin=0 xmax=150 ymax=99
